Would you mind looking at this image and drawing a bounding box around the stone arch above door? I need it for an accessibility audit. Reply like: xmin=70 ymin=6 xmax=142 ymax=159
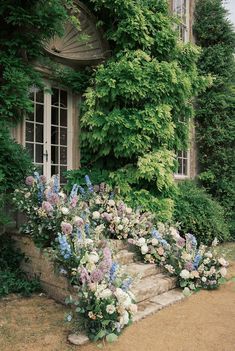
xmin=44 ymin=1 xmax=109 ymax=67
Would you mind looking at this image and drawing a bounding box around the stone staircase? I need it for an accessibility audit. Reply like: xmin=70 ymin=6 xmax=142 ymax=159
xmin=68 ymin=242 xmax=186 ymax=346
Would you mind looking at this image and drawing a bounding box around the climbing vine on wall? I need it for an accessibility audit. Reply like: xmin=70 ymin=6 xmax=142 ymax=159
xmin=194 ymin=0 xmax=235 ymax=235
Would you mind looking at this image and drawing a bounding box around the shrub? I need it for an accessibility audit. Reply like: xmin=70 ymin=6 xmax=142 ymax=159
xmin=173 ymin=181 xmax=230 ymax=244
xmin=0 ymin=234 xmax=40 ymax=297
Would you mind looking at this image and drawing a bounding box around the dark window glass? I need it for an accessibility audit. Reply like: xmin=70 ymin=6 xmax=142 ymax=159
xmin=60 ymin=166 xmax=67 ymax=184
xmin=36 ymin=90 xmax=44 ymax=103
xmin=51 ymin=165 xmax=58 ymax=176
xmin=60 ymin=109 xmax=67 ymax=126
xmin=26 ymin=122 xmax=34 ymax=142
xmin=51 ymin=126 xmax=59 ymax=145
xmin=60 ymin=128 xmax=67 ymax=145
xmin=36 ymin=104 xmax=43 ymax=123
xmin=52 ymin=88 xmax=59 ymax=106
xmin=26 ymin=143 xmax=34 ymax=160
xmin=60 ymin=147 xmax=67 ymax=165
xmin=36 ymin=124 xmax=43 ymax=143
xmin=36 ymin=144 xmax=43 ymax=163
xmin=60 ymin=90 xmax=67 ymax=108
xmin=51 ymin=146 xmax=59 ymax=164
xmin=51 ymin=107 xmax=59 ymax=125
xmin=26 ymin=112 xmax=34 ymax=122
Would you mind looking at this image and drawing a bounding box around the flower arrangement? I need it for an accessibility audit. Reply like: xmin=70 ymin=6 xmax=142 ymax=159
xmin=129 ymin=224 xmax=229 ymax=294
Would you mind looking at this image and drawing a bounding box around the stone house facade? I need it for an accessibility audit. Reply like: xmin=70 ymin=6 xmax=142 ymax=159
xmin=12 ymin=0 xmax=197 ymax=184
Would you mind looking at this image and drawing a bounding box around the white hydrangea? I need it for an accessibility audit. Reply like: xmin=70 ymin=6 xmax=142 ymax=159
xmin=180 ymin=269 xmax=190 ymax=280
xmin=141 ymin=244 xmax=149 ymax=255
xmin=106 ymin=304 xmax=116 ymax=314
xmin=92 ymin=211 xmax=100 ymax=220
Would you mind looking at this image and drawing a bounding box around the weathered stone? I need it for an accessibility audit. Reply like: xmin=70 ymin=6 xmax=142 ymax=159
xmin=133 ymin=301 xmax=162 ymax=322
xmin=150 ymin=289 xmax=185 ymax=306
xmin=68 ymin=333 xmax=89 ymax=346
xmin=126 ymin=262 xmax=162 ymax=279
xmin=132 ymin=273 xmax=176 ymax=303
xmin=115 ymin=249 xmax=135 ymax=265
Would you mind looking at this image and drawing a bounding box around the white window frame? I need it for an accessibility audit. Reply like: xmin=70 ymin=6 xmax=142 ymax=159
xmin=23 ymin=81 xmax=73 ymax=181
xmin=173 ymin=0 xmax=190 ymax=43
xmin=174 ymin=149 xmax=190 ymax=179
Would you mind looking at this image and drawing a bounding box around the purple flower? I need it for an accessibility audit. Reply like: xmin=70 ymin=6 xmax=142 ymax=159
xmin=25 ymin=176 xmax=35 ymax=186
xmin=177 ymin=238 xmax=186 ymax=247
xmin=184 ymin=262 xmax=194 ymax=271
xmin=61 ymin=222 xmax=73 ymax=235
xmin=39 ymin=175 xmax=47 ymax=184
xmin=80 ymin=267 xmax=90 ymax=285
xmin=47 ymin=192 xmax=60 ymax=205
xmin=90 ymin=269 xmax=104 ymax=283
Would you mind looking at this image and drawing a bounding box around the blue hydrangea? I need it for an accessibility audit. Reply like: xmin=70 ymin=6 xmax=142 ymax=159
xmin=57 ymin=233 xmax=72 ymax=260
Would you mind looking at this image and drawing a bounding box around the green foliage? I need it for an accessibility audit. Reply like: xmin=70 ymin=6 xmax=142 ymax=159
xmin=194 ymin=0 xmax=235 ymax=236
xmin=0 ymin=234 xmax=40 ymax=297
xmin=80 ymin=0 xmax=208 ymax=220
xmin=0 ymin=123 xmax=33 ymax=226
xmin=173 ymin=181 xmax=230 ymax=245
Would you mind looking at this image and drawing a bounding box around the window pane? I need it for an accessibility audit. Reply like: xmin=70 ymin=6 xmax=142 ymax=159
xmin=51 ymin=107 xmax=59 ymax=125
xmin=52 ymin=88 xmax=59 ymax=106
xmin=51 ymin=165 xmax=58 ymax=176
xmin=60 ymin=90 xmax=67 ymax=108
xmin=183 ymin=159 xmax=188 ymax=175
xmin=60 ymin=147 xmax=67 ymax=165
xmin=26 ymin=143 xmax=34 ymax=160
xmin=36 ymin=90 xmax=44 ymax=103
xmin=26 ymin=112 xmax=34 ymax=122
xmin=36 ymin=104 xmax=43 ymax=123
xmin=60 ymin=128 xmax=67 ymax=145
xmin=60 ymin=166 xmax=67 ymax=184
xmin=26 ymin=122 xmax=34 ymax=142
xmin=36 ymin=124 xmax=43 ymax=143
xmin=60 ymin=109 xmax=67 ymax=126
xmin=36 ymin=164 xmax=43 ymax=175
xmin=36 ymin=144 xmax=43 ymax=163
xmin=51 ymin=126 xmax=59 ymax=145
xmin=51 ymin=146 xmax=59 ymax=164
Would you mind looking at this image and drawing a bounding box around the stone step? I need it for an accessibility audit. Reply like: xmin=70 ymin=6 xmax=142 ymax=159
xmin=132 ymin=273 xmax=177 ymax=303
xmin=125 ymin=262 xmax=163 ymax=279
xmin=109 ymin=239 xmax=128 ymax=251
xmin=114 ymin=249 xmax=135 ymax=265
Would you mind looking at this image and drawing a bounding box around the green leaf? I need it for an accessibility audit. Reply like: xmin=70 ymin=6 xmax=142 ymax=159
xmin=106 ymin=333 xmax=118 ymax=343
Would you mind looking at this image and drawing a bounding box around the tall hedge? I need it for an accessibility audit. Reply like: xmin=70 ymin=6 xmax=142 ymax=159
xmin=194 ymin=0 xmax=235 ymax=235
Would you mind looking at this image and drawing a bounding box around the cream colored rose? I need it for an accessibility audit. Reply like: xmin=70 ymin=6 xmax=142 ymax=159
xmin=141 ymin=244 xmax=149 ymax=255
xmin=100 ymin=289 xmax=112 ymax=299
xmin=151 ymin=238 xmax=159 ymax=246
xmin=119 ymin=310 xmax=129 ymax=326
xmin=137 ymin=237 xmax=146 ymax=246
xmin=61 ymin=207 xmax=69 ymax=215
xmin=220 ymin=267 xmax=227 ymax=277
xmin=108 ymin=199 xmax=115 ymax=207
xmin=106 ymin=304 xmax=116 ymax=314
xmin=88 ymin=252 xmax=99 ymax=264
xmin=218 ymin=258 xmax=228 ymax=267
xmin=92 ymin=211 xmax=100 ymax=220
xmin=126 ymin=207 xmax=132 ymax=214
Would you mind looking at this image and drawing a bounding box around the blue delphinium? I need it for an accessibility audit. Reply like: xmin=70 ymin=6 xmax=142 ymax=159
xmin=53 ymin=175 xmax=59 ymax=194
xmin=152 ymin=228 xmax=162 ymax=240
xmin=109 ymin=262 xmax=119 ymax=283
xmin=85 ymin=175 xmax=93 ymax=193
xmin=57 ymin=233 xmax=72 ymax=260
xmin=69 ymin=183 xmax=79 ymax=201
xmin=38 ymin=182 xmax=44 ymax=205
xmin=76 ymin=228 xmax=82 ymax=240
xmin=85 ymin=223 xmax=90 ymax=237
xmin=193 ymin=253 xmax=201 ymax=269
xmin=121 ymin=277 xmax=132 ymax=292
xmin=78 ymin=185 xmax=85 ymax=196
xmin=34 ymin=171 xmax=40 ymax=182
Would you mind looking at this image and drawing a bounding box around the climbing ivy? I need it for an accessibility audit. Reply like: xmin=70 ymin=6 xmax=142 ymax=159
xmin=194 ymin=0 xmax=235 ymax=236
xmin=78 ymin=0 xmax=209 ymax=219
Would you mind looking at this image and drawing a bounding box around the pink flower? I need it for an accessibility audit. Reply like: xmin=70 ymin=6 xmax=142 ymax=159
xmin=157 ymin=247 xmax=164 ymax=256
xmin=177 ymin=238 xmax=186 ymax=247
xmin=61 ymin=222 xmax=73 ymax=235
xmin=42 ymin=201 xmax=53 ymax=213
xmin=90 ymin=269 xmax=104 ymax=283
xmin=80 ymin=267 xmax=90 ymax=285
xmin=70 ymin=195 xmax=78 ymax=208
xmin=47 ymin=192 xmax=60 ymax=205
xmin=39 ymin=175 xmax=47 ymax=184
xmin=25 ymin=176 xmax=34 ymax=186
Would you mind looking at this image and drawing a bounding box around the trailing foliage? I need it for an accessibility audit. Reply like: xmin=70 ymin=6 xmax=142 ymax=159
xmin=194 ymin=0 xmax=235 ymax=236
xmin=173 ymin=181 xmax=230 ymax=245
xmin=0 ymin=234 xmax=40 ymax=297
xmin=79 ymin=0 xmax=208 ymax=220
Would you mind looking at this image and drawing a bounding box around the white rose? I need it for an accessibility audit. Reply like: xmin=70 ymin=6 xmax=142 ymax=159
xmin=106 ymin=304 xmax=116 ymax=314
xmin=183 ymin=287 xmax=191 ymax=296
xmin=220 ymin=267 xmax=227 ymax=277
xmin=141 ymin=244 xmax=149 ymax=255
xmin=169 ymin=227 xmax=180 ymax=239
xmin=59 ymin=191 xmax=66 ymax=199
xmin=151 ymin=238 xmax=159 ymax=246
xmin=88 ymin=252 xmax=99 ymax=264
xmin=117 ymin=224 xmax=124 ymax=231
xmin=92 ymin=211 xmax=100 ymax=220
xmin=61 ymin=207 xmax=69 ymax=215
xmin=73 ymin=216 xmax=84 ymax=226
xmin=119 ymin=310 xmax=129 ymax=326
xmin=126 ymin=207 xmax=132 ymax=214
xmin=201 ymin=276 xmax=207 ymax=282
xmin=122 ymin=217 xmax=129 ymax=225
xmin=205 ymin=252 xmax=213 ymax=258
xmin=113 ymin=216 xmax=121 ymax=224
xmin=137 ymin=237 xmax=146 ymax=246
xmin=218 ymin=258 xmax=228 ymax=267
xmin=100 ymin=289 xmax=112 ymax=299
xmin=108 ymin=199 xmax=115 ymax=207
xmin=180 ymin=269 xmax=190 ymax=280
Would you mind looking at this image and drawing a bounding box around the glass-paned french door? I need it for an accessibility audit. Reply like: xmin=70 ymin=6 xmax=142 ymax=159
xmin=25 ymin=85 xmax=72 ymax=183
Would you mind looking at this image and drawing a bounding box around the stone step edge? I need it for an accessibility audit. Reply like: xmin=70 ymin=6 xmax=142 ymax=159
xmin=67 ymin=288 xmax=186 ymax=346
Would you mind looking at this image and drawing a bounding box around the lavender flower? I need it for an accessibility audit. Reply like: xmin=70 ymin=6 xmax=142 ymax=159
xmin=80 ymin=266 xmax=90 ymax=284
xmin=184 ymin=262 xmax=194 ymax=271
xmin=90 ymin=269 xmax=104 ymax=283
